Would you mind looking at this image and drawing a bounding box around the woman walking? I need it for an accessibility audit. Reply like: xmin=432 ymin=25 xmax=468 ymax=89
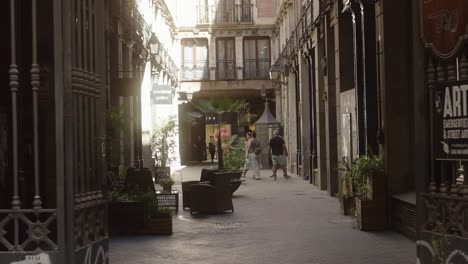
xmin=242 ymin=131 xmax=261 ymax=180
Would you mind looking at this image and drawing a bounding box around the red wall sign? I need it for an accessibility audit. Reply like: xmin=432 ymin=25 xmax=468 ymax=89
xmin=421 ymin=0 xmax=468 ymax=59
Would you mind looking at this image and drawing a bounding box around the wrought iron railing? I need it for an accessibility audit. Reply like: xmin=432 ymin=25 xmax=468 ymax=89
xmin=421 ymin=161 xmax=468 ymax=238
xmin=272 ymin=0 xmax=334 ymax=70
xmin=216 ymin=60 xmax=237 ymax=80
xmin=196 ymin=4 xmax=253 ymax=24
xmin=182 ymin=60 xmax=209 ymax=81
xmin=244 ymin=59 xmax=270 ymax=79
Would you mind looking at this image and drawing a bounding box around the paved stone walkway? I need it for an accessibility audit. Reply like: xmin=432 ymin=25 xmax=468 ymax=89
xmin=109 ymin=164 xmax=415 ymax=264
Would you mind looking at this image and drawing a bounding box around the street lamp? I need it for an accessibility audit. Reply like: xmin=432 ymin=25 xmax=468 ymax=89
xmin=148 ymin=33 xmax=159 ymax=56
xmin=186 ymin=91 xmax=193 ymax=102
xmin=148 ymin=33 xmax=160 ymax=79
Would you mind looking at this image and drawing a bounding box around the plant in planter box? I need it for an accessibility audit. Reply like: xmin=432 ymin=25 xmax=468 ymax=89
xmin=351 ymin=150 xmax=386 ymax=231
xmin=151 ymin=115 xmax=178 ymax=182
xmin=159 ymin=177 xmax=175 ymax=191
xmin=223 ymin=140 xmax=246 ymax=171
xmin=351 ymin=151 xmax=384 ymax=201
xmin=337 ymin=157 xmax=356 ymax=216
xmin=139 ymin=193 xmax=173 ymax=235
xmin=108 ymin=187 xmax=147 ymax=236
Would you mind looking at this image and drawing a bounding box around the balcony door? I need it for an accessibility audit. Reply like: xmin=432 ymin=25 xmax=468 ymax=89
xmin=182 ymin=39 xmax=209 ymax=81
xmin=243 ymin=37 xmax=271 ymax=79
xmin=215 ymin=0 xmax=235 ymax=22
xmin=216 ymin=38 xmax=236 ymax=80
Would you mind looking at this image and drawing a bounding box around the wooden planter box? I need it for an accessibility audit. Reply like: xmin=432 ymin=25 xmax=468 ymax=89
xmin=109 ymin=201 xmax=147 ymax=236
xmin=339 ymin=196 xmax=356 ymax=216
xmin=366 ymin=172 xmax=385 ymax=201
xmin=356 ymin=198 xmax=386 ymax=231
xmin=141 ymin=217 xmax=173 ymax=235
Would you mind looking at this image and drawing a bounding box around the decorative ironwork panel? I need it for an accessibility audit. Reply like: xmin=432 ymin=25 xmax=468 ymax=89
xmin=244 ymin=59 xmax=270 ymax=79
xmin=74 ymin=200 xmax=107 ymax=250
xmin=182 ymin=61 xmax=209 ymax=81
xmin=0 ymin=210 xmax=57 ymax=252
xmin=422 ymin=194 xmax=468 ymax=237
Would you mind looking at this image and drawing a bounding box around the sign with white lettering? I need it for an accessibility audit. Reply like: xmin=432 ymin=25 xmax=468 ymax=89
xmin=433 ymin=82 xmax=468 ymax=160
xmin=10 ymin=253 xmax=51 ymax=264
xmin=151 ymin=85 xmax=173 ymax=105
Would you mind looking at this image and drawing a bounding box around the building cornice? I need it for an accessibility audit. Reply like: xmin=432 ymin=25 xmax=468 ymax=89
xmin=177 ymin=24 xmax=276 ymax=33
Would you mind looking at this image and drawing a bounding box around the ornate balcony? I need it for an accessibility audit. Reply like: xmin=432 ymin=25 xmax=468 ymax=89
xmin=244 ymin=59 xmax=270 ymax=79
xmin=216 ymin=60 xmax=237 ymax=80
xmin=182 ymin=60 xmax=209 ymax=81
xmin=196 ymin=4 xmax=253 ymax=24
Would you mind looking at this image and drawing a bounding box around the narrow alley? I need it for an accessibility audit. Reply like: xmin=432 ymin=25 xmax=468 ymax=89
xmin=110 ymin=165 xmax=414 ymax=264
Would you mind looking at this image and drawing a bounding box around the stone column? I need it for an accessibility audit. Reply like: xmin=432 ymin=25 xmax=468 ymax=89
xmin=209 ymin=36 xmax=216 ymax=80
xmin=235 ymin=36 xmax=243 ymax=80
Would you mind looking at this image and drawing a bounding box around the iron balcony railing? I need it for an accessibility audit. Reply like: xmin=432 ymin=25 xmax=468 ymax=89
xmin=196 ymin=4 xmax=253 ymax=24
xmin=182 ymin=60 xmax=209 ymax=81
xmin=244 ymin=58 xmax=270 ymax=79
xmin=216 ymin=60 xmax=237 ymax=80
xmin=272 ymin=0 xmax=334 ymax=71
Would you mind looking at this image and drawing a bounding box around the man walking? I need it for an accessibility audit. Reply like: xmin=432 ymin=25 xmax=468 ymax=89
xmin=268 ymin=129 xmax=290 ymax=180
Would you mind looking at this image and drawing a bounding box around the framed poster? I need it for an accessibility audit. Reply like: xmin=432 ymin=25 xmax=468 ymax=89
xmin=433 ymin=81 xmax=468 ymax=160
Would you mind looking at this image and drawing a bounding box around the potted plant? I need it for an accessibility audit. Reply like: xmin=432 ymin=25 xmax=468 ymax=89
xmin=159 ymin=177 xmax=175 ymax=191
xmin=351 ymin=151 xmax=386 ymax=231
xmin=337 ymin=157 xmax=355 ymax=216
xmin=151 ymin=115 xmax=178 ymax=182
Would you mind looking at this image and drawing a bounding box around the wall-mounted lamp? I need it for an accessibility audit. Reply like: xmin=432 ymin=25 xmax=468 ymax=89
xmin=186 ymin=91 xmax=193 ymax=102
xmin=148 ymin=33 xmax=160 ymax=56
xmin=261 ymin=84 xmax=267 ymax=98
xmin=269 ymin=70 xmax=279 ymax=81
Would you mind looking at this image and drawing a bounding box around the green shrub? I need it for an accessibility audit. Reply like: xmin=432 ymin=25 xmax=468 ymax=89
xmin=351 ymin=151 xmax=384 ymax=200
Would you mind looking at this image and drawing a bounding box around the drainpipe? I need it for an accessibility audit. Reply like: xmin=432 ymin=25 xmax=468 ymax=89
xmin=344 ymin=0 xmax=366 ymax=156
xmin=294 ymin=63 xmax=301 ymax=175
xmin=305 ymin=44 xmax=316 ymax=185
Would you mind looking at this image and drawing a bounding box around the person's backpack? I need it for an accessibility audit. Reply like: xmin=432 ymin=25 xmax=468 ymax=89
xmin=254 ymin=140 xmax=262 ymax=155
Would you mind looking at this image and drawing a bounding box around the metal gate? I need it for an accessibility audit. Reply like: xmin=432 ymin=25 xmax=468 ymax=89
xmin=0 ymin=0 xmax=108 ymax=263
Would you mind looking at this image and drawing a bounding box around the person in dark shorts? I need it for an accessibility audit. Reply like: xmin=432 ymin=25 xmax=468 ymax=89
xmin=268 ymin=129 xmax=290 ymax=181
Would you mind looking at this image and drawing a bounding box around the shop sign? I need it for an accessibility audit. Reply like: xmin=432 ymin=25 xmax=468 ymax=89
xmin=433 ymin=81 xmax=468 ymax=160
xmin=151 ymin=85 xmax=173 ymax=105
xmin=421 ymin=0 xmax=468 ymax=58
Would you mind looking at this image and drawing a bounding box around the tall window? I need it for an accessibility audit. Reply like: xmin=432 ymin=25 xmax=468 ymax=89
xmin=216 ymin=38 xmax=236 ymax=80
xmin=181 ymin=39 xmax=209 ymax=81
xmin=215 ymin=0 xmax=252 ymax=23
xmin=216 ymin=0 xmax=234 ymax=22
xmin=196 ymin=0 xmax=209 ymax=24
xmin=243 ymin=37 xmax=270 ymax=79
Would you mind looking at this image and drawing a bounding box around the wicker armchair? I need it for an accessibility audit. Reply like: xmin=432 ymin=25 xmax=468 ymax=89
xmin=124 ymin=167 xmax=155 ymax=193
xmin=182 ymin=181 xmax=201 ymax=210
xmin=189 ymin=172 xmax=234 ymax=214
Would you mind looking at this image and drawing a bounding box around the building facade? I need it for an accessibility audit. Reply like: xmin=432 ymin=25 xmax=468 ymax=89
xmin=0 ymin=0 xmax=177 ymax=263
xmin=273 ymin=0 xmax=468 ymax=262
xmin=173 ymin=0 xmax=277 ymax=164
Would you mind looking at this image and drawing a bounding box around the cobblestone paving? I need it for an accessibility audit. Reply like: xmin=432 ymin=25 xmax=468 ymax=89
xmin=110 ymin=164 xmax=415 ymax=264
